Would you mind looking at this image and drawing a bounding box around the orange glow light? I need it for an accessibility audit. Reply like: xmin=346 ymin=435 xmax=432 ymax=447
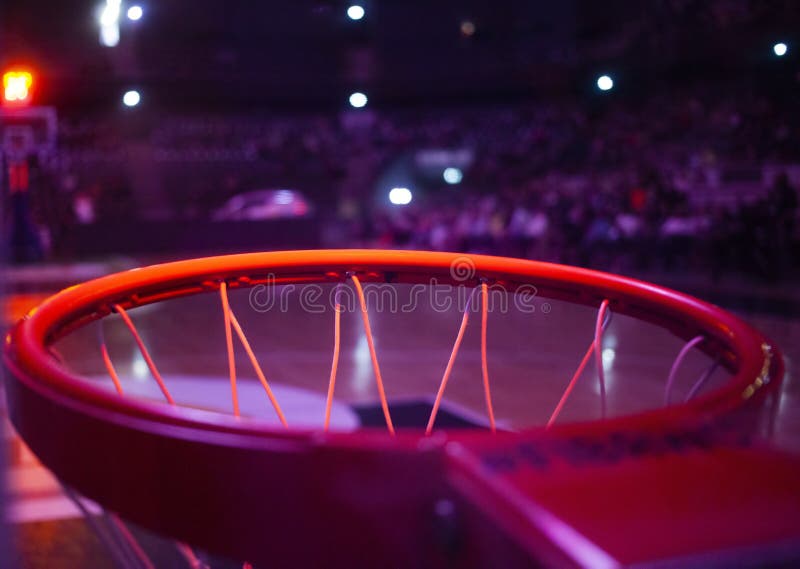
xmin=3 ymin=70 xmax=34 ymax=105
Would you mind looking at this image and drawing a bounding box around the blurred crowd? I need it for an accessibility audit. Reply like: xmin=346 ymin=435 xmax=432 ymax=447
xmin=13 ymin=82 xmax=800 ymax=279
xmin=52 ymin=82 xmax=799 ymax=211
xmin=347 ymin=170 xmax=797 ymax=281
xmin=345 ymin=85 xmax=798 ymax=279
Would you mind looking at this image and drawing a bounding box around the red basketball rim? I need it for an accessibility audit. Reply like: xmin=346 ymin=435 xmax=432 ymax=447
xmin=5 ymin=249 xmax=779 ymax=445
xmin=3 ymin=250 xmax=784 ymax=565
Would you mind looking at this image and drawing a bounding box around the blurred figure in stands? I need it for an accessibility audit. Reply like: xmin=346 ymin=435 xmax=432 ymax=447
xmin=3 ymin=137 xmax=43 ymax=264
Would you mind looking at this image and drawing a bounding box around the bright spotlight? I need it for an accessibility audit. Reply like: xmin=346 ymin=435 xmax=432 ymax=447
xmin=98 ymin=0 xmax=121 ymax=26
xmin=389 ymin=187 xmax=412 ymax=205
xmin=100 ymin=26 xmax=120 ymax=47
xmin=596 ymin=75 xmax=614 ymax=91
xmin=443 ymin=167 xmax=463 ymax=185
xmin=3 ymin=70 xmax=34 ymax=105
xmin=98 ymin=0 xmax=121 ymax=46
xmin=347 ymin=5 xmax=365 ymax=20
xmin=122 ymin=90 xmax=140 ymax=107
xmin=127 ymin=5 xmax=143 ymax=21
xmin=773 ymin=42 xmax=788 ymax=57
xmin=349 ymin=91 xmax=368 ymax=108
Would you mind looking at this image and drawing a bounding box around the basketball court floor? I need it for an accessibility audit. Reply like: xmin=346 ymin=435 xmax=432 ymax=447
xmin=2 ymin=256 xmax=799 ymax=567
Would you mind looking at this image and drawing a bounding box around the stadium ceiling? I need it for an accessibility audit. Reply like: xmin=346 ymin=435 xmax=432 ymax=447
xmin=2 ymin=0 xmax=798 ymax=108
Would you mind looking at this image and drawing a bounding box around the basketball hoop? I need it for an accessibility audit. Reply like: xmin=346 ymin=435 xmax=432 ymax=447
xmin=3 ymin=250 xmax=786 ymax=567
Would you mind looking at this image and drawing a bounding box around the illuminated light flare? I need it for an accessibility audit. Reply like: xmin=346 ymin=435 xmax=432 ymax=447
xmin=349 ymin=91 xmax=368 ymax=108
xmin=98 ymin=0 xmax=122 ymax=47
xmin=597 ymin=74 xmax=614 ymax=91
xmin=389 ymin=187 xmax=412 ymax=205
xmin=2 ymin=70 xmax=33 ymax=104
xmin=443 ymin=167 xmax=463 ymax=184
xmin=127 ymin=5 xmax=143 ymax=21
xmin=123 ymin=90 xmax=140 ymax=107
xmin=347 ymin=5 xmax=365 ymax=20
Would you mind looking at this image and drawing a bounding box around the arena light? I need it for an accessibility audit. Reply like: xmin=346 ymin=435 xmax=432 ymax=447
xmin=349 ymin=91 xmax=368 ymax=108
xmin=773 ymin=42 xmax=788 ymax=57
xmin=347 ymin=5 xmax=365 ymax=21
xmin=127 ymin=5 xmax=143 ymax=21
xmin=596 ymin=74 xmax=614 ymax=91
xmin=98 ymin=0 xmax=121 ymax=46
xmin=389 ymin=187 xmax=412 ymax=205
xmin=2 ymin=70 xmax=34 ymax=105
xmin=443 ymin=167 xmax=463 ymax=185
xmin=122 ymin=89 xmax=141 ymax=107
xmin=98 ymin=0 xmax=120 ymax=26
xmin=100 ymin=26 xmax=120 ymax=47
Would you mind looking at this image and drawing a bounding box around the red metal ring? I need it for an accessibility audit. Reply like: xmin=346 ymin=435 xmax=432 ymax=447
xmin=3 ymin=250 xmax=783 ymax=566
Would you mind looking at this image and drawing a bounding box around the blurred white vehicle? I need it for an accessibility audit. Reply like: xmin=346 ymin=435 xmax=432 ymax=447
xmin=212 ymin=189 xmax=312 ymax=221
